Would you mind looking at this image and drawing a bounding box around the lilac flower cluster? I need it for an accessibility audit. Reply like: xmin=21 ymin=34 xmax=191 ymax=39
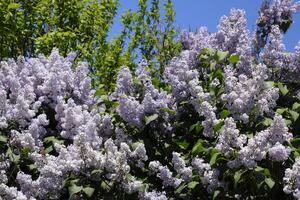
xmin=258 ymin=0 xmax=300 ymax=25
xmin=215 ymin=117 xmax=247 ymax=157
xmin=221 ymin=64 xmax=279 ymax=123
xmin=115 ymin=61 xmax=175 ymax=129
xmin=0 ymin=49 xmax=107 ymax=148
xmin=228 ymin=115 xmax=292 ymax=168
xmin=0 ymin=49 xmax=152 ymax=199
xmin=164 ymin=48 xmax=219 ymax=137
xmin=284 ymin=157 xmax=300 ymax=199
xmin=191 ymin=157 xmax=223 ymax=193
xmin=148 ymin=152 xmax=221 ymax=194
xmin=214 ymin=9 xmax=253 ymax=74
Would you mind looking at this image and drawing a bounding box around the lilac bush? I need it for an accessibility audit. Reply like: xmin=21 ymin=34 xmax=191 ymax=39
xmin=1 ymin=0 xmax=300 ymax=199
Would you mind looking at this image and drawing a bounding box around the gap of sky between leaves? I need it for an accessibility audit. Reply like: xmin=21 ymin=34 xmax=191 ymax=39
xmin=108 ymin=0 xmax=300 ymax=51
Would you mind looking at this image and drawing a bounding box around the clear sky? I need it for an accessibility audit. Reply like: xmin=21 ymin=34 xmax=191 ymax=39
xmin=109 ymin=0 xmax=300 ymax=51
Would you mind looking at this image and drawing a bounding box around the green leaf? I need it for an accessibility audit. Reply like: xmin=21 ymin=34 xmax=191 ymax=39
xmin=68 ymin=185 xmax=83 ymax=199
xmin=210 ymin=61 xmax=217 ymax=70
xmin=212 ymin=68 xmax=224 ymax=80
xmin=255 ymin=166 xmax=271 ymax=177
xmin=160 ymin=107 xmax=176 ymax=114
xmin=180 ymin=101 xmax=189 ymax=105
xmin=234 ymin=170 xmax=243 ymax=188
xmin=228 ymin=54 xmax=240 ymax=64
xmin=276 ymin=108 xmax=287 ymax=115
xmin=175 ymin=184 xmax=186 ymax=194
xmin=278 ymin=82 xmax=289 ymax=96
xmin=262 ymin=117 xmax=273 ymax=127
xmin=289 ymin=110 xmax=299 ymax=122
xmin=27 ymin=164 xmax=37 ymax=171
xmin=44 ymin=146 xmax=53 ymax=154
xmin=175 ymin=139 xmax=189 ymax=150
xmin=0 ymin=135 xmax=8 ymax=143
xmin=220 ymin=110 xmax=230 ymax=119
xmin=44 ymin=136 xmax=64 ymax=145
xmin=216 ymin=50 xmax=229 ymax=62
xmin=82 ymin=187 xmax=95 ymax=197
xmin=100 ymin=181 xmax=110 ymax=191
xmin=213 ymin=190 xmax=220 ymax=200
xmin=265 ymin=178 xmax=275 ymax=189
xmin=189 ymin=122 xmax=203 ymax=134
xmin=292 ymin=102 xmax=300 ymax=111
xmin=94 ymin=86 xmax=106 ymax=96
xmin=285 ymin=119 xmax=292 ymax=126
xmin=145 ymin=114 xmax=158 ymax=125
xmin=192 ymin=139 xmax=205 ymax=155
xmin=91 ymin=169 xmax=103 ymax=175
xmin=187 ymin=181 xmax=199 ymax=189
xmin=201 ymin=48 xmax=215 ymax=56
xmin=210 ymin=151 xmax=221 ymax=165
xmin=6 ymin=147 xmax=20 ymax=163
xmin=152 ymin=77 xmax=160 ymax=87
xmin=213 ymin=121 xmax=224 ymax=132
xmin=297 ymin=92 xmax=300 ymax=101
xmin=265 ymin=81 xmax=275 ymax=89
xmin=290 ymin=138 xmax=300 ymax=148
xmin=8 ymin=3 xmax=21 ymax=10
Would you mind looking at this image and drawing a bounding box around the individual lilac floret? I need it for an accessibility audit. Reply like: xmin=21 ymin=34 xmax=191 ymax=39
xmin=283 ymin=157 xmax=300 ymax=199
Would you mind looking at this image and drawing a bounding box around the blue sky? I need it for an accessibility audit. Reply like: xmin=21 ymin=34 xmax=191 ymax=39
xmin=109 ymin=0 xmax=300 ymax=51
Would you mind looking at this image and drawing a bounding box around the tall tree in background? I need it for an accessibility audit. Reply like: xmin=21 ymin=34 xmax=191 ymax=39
xmin=0 ymin=0 xmax=118 ymax=59
xmin=93 ymin=0 xmax=181 ymax=92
